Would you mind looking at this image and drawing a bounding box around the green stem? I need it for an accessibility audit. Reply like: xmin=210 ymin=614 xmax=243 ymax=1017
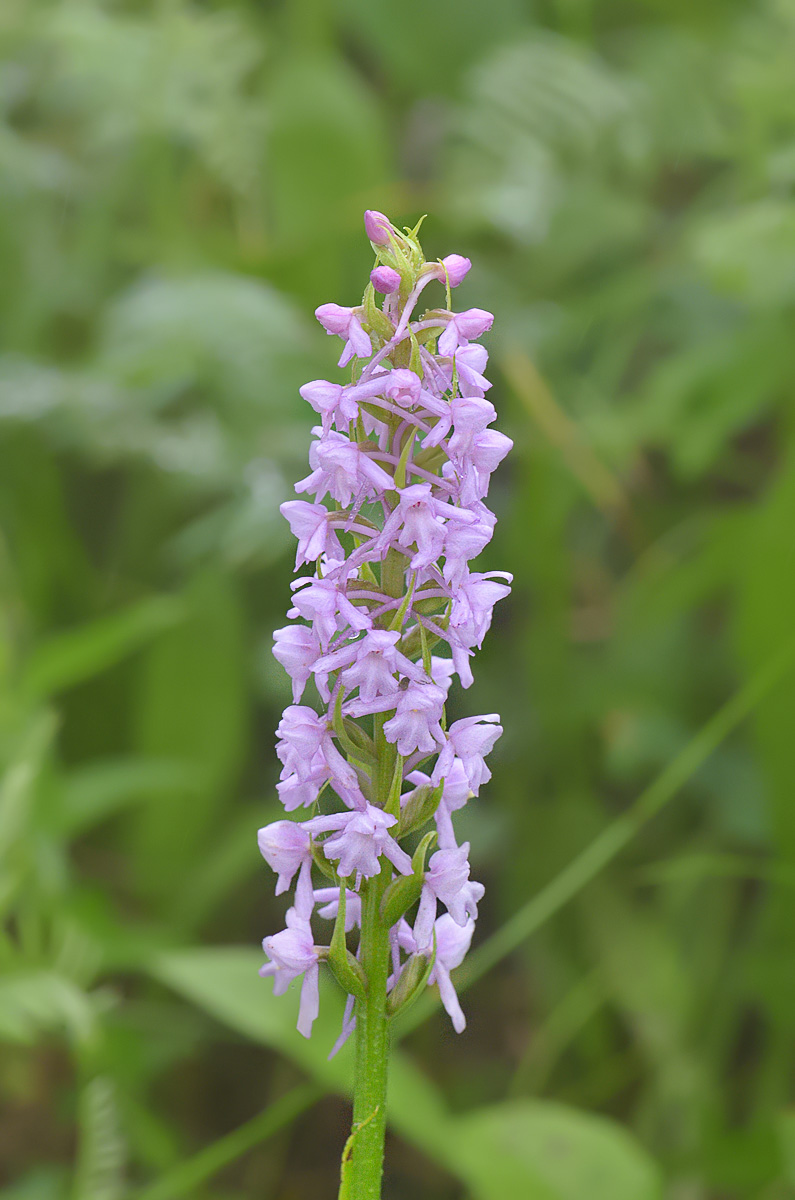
xmin=339 ymin=724 xmax=396 ymax=1198
xmin=338 ymin=506 xmax=408 ymax=1196
xmin=339 ymin=869 xmax=391 ymax=1199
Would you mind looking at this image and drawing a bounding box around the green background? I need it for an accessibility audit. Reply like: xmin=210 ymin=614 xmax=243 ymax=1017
xmin=2 ymin=0 xmax=795 ymax=1196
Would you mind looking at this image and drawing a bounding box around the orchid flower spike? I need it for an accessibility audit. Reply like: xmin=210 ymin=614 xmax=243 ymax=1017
xmin=259 ymin=210 xmax=511 ymax=1056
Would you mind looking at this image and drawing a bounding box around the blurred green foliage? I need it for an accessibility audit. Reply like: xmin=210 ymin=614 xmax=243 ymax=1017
xmin=1 ymin=0 xmax=795 ymax=1196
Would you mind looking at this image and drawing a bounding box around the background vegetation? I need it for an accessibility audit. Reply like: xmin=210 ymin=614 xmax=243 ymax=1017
xmin=2 ymin=0 xmax=795 ymax=1196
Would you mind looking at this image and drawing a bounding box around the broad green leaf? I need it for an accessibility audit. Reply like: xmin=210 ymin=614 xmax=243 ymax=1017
xmin=23 ymin=597 xmax=182 ymax=698
xmin=452 ymin=1101 xmax=663 ymax=1200
xmin=0 ymin=431 xmax=91 ymax=624
xmin=132 ymin=572 xmax=246 ymax=900
xmin=151 ymin=947 xmax=353 ymax=1090
xmin=58 ymin=758 xmax=200 ymax=836
xmin=133 ymin=574 xmax=245 ymax=795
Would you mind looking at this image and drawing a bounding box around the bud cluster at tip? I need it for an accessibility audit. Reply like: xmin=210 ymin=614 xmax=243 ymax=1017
xmin=258 ymin=210 xmax=512 ymax=1047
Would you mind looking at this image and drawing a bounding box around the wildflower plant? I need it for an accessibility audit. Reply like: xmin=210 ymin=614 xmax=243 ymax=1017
xmin=258 ymin=211 xmax=512 ymax=1198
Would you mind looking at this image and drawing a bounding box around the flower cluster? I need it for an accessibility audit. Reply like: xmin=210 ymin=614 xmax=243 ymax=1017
xmin=259 ymin=211 xmax=512 ymax=1044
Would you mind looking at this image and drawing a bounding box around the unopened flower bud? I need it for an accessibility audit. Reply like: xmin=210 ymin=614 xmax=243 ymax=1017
xmin=386 ymin=952 xmax=433 ymax=1017
xmin=442 ymin=254 xmax=471 ymax=287
xmin=364 ymin=209 xmax=393 ymax=245
xmin=370 ymin=265 xmax=402 ymax=294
